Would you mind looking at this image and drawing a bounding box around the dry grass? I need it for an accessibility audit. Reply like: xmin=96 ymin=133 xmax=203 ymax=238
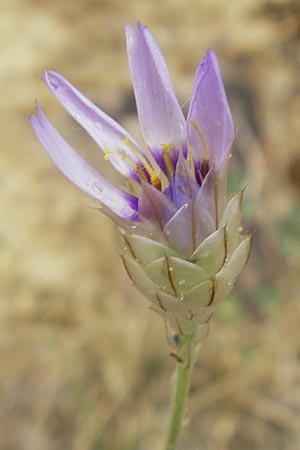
xmin=1 ymin=0 xmax=300 ymax=449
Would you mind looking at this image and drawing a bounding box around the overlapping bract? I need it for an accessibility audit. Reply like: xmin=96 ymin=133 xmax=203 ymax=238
xmin=31 ymin=22 xmax=250 ymax=348
xmin=120 ymin=191 xmax=250 ymax=347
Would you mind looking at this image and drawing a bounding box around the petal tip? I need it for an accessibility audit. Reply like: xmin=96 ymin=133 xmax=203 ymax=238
xmin=42 ymin=70 xmax=61 ymax=91
xmin=34 ymin=100 xmax=43 ymax=119
xmin=206 ymin=48 xmax=216 ymax=58
xmin=41 ymin=69 xmax=50 ymax=84
xmin=197 ymin=49 xmax=218 ymax=76
xmin=206 ymin=49 xmax=220 ymax=70
xmin=136 ymin=21 xmax=147 ymax=31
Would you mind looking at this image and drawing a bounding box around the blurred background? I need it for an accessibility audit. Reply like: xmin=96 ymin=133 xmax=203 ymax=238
xmin=1 ymin=0 xmax=300 ymax=449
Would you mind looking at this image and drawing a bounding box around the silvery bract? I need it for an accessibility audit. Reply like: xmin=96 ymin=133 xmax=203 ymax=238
xmin=31 ymin=22 xmax=250 ymax=354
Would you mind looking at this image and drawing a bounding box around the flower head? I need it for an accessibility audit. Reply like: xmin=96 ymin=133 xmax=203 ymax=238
xmin=31 ymin=22 xmax=250 ymax=351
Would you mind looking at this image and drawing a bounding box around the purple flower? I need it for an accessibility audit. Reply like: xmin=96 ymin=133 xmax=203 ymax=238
xmin=31 ymin=22 xmax=234 ymax=259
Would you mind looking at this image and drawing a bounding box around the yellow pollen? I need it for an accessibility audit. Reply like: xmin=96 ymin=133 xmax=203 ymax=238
xmin=161 ymin=143 xmax=174 ymax=180
xmin=104 ymin=147 xmax=113 ymax=160
xmin=134 ymin=164 xmax=149 ymax=183
xmin=104 ymin=146 xmax=130 ymax=166
xmin=103 ymin=138 xmax=161 ymax=189
xmin=123 ymin=136 xmax=161 ymax=190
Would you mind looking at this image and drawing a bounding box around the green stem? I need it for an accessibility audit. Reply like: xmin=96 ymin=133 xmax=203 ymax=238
xmin=163 ymin=342 xmax=196 ymax=450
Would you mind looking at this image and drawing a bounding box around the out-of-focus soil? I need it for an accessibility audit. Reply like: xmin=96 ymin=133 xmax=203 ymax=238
xmin=1 ymin=1 xmax=300 ymax=449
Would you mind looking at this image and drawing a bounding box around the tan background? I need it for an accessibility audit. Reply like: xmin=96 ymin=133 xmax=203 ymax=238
xmin=1 ymin=0 xmax=300 ymax=449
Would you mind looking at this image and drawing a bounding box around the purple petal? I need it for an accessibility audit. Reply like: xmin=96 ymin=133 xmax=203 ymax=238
xmin=43 ymin=70 xmax=147 ymax=182
xmin=164 ymin=153 xmax=199 ymax=209
xmin=194 ymin=166 xmax=226 ymax=244
xmin=125 ymin=22 xmax=186 ymax=169
xmin=138 ymin=182 xmax=177 ymax=231
xmin=187 ymin=50 xmax=234 ymax=168
xmin=30 ymin=102 xmax=138 ymax=221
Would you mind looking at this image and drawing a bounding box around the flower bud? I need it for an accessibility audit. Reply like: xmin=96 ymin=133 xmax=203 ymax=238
xmin=31 ymin=22 xmax=251 ymax=357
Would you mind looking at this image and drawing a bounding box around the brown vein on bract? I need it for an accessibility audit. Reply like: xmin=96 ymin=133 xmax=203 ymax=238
xmin=195 ymin=308 xmax=215 ymax=324
xmin=207 ymin=279 xmax=215 ymax=306
xmin=223 ymin=225 xmax=228 ymax=267
xmin=205 ymin=311 xmax=215 ymax=323
xmin=166 ymin=257 xmax=177 ymax=295
xmin=156 ymin=293 xmax=167 ymax=312
xmin=170 ymin=352 xmax=184 ymax=363
xmin=243 ymin=235 xmax=252 ymax=267
xmin=122 ymin=235 xmax=135 ymax=258
xmin=120 ymin=255 xmax=134 ymax=284
xmin=175 ymin=318 xmax=183 ymax=335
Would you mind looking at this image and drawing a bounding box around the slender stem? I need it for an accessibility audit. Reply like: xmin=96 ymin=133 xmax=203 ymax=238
xmin=163 ymin=341 xmax=196 ymax=450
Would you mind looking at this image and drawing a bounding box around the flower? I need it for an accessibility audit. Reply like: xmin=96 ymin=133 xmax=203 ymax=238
xmin=31 ymin=22 xmax=250 ymax=353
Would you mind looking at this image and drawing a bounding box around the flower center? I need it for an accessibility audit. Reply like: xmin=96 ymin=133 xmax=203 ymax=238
xmin=104 ymin=136 xmax=161 ymax=190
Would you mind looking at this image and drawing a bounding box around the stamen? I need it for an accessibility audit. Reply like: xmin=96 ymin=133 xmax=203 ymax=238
xmin=104 ymin=139 xmax=161 ymax=190
xmin=190 ymin=120 xmax=208 ymax=159
xmin=134 ymin=164 xmax=149 ymax=183
xmin=123 ymin=136 xmax=161 ymax=190
xmin=161 ymin=143 xmax=174 ymax=180
xmin=104 ymin=147 xmax=113 ymax=160
xmin=190 ymin=120 xmax=209 ymax=178
xmin=201 ymin=158 xmax=209 ymax=177
xmin=104 ymin=145 xmax=147 ymax=183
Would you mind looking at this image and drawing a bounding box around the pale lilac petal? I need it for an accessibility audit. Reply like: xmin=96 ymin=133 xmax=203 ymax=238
xmin=138 ymin=182 xmax=177 ymax=231
xmin=164 ymin=153 xmax=199 ymax=208
xmin=126 ymin=22 xmax=186 ymax=168
xmin=187 ymin=50 xmax=234 ymax=168
xmin=43 ymin=70 xmax=147 ymax=182
xmin=30 ymin=102 xmax=138 ymax=221
xmin=193 ymin=166 xmax=227 ymax=245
